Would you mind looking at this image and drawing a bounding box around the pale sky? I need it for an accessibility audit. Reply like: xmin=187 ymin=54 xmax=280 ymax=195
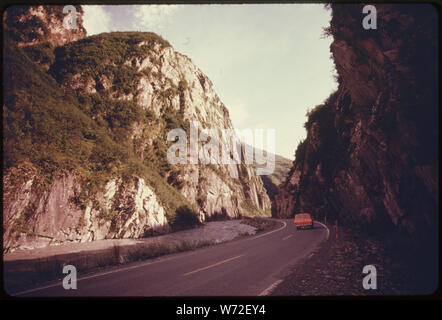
xmin=82 ymin=4 xmax=337 ymax=159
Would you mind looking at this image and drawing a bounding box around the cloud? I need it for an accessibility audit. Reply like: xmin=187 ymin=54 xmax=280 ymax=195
xmin=132 ymin=5 xmax=179 ymax=31
xmin=82 ymin=5 xmax=112 ymax=36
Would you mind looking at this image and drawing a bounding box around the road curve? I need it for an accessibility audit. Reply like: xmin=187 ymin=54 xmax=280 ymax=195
xmin=15 ymin=219 xmax=328 ymax=297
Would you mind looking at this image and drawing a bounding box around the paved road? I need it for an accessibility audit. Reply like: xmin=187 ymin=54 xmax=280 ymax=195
xmin=15 ymin=219 xmax=328 ymax=297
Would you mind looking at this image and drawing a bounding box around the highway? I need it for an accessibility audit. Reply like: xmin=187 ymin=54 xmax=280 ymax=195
xmin=15 ymin=219 xmax=329 ymax=297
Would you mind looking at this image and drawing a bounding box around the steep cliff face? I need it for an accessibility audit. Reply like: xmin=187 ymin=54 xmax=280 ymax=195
xmin=3 ymin=5 xmax=86 ymax=47
xmin=273 ymin=4 xmax=438 ymax=240
xmin=50 ymin=32 xmax=270 ymax=220
xmin=3 ymin=6 xmax=270 ymax=252
xmin=3 ymin=165 xmax=170 ymax=251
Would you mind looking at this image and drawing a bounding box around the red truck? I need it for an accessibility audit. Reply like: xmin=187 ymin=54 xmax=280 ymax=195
xmin=294 ymin=213 xmax=314 ymax=230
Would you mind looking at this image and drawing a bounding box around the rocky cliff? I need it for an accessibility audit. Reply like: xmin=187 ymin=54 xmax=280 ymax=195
xmin=273 ymin=4 xmax=438 ymax=241
xmin=3 ymin=5 xmax=86 ymax=47
xmin=3 ymin=5 xmax=270 ymax=252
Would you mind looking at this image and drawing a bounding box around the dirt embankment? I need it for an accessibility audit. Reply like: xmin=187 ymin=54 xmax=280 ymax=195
xmin=271 ymin=223 xmax=438 ymax=296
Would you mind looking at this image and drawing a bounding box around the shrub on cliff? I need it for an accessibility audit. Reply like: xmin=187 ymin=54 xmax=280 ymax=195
xmin=173 ymin=205 xmax=201 ymax=228
xmin=50 ymin=32 xmax=170 ymax=82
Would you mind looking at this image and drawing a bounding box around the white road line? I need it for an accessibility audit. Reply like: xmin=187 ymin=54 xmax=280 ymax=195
xmin=13 ymin=253 xmax=187 ymax=296
xmin=282 ymin=234 xmax=293 ymax=241
xmin=14 ymin=220 xmax=288 ymax=296
xmin=258 ymin=279 xmax=283 ymax=296
xmin=246 ymin=220 xmax=287 ymax=241
xmin=183 ymin=255 xmax=243 ymax=277
xmin=314 ymin=221 xmax=330 ymax=240
xmin=258 ymin=220 xmax=329 ymax=297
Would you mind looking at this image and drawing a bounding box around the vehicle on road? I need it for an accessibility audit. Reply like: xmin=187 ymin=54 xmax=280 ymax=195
xmin=294 ymin=213 xmax=314 ymax=230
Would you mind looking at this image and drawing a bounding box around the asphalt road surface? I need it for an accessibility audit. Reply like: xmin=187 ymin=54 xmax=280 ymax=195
xmin=14 ymin=219 xmax=329 ymax=297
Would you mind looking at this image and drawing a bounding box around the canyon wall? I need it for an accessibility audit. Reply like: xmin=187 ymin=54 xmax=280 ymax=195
xmin=3 ymin=5 xmax=270 ymax=252
xmin=273 ymin=4 xmax=438 ymax=241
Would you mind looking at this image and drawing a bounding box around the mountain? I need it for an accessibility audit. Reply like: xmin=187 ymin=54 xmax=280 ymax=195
xmin=2 ymin=5 xmax=271 ymax=252
xmin=3 ymin=5 xmax=86 ymax=56
xmin=273 ymin=4 xmax=438 ymax=242
xmin=252 ymin=152 xmax=292 ymax=201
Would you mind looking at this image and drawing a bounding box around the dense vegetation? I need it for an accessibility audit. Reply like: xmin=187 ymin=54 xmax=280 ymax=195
xmin=300 ymin=92 xmax=348 ymax=183
xmin=4 ymin=5 xmax=84 ymax=44
xmin=3 ymin=34 xmax=198 ymax=227
xmin=50 ymin=32 xmax=170 ymax=84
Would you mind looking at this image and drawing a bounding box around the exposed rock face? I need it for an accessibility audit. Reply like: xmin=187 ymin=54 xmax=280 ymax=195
xmin=3 ymin=163 xmax=169 ymax=251
xmin=52 ymin=34 xmax=271 ymax=221
xmin=3 ymin=6 xmax=270 ymax=252
xmin=3 ymin=5 xmax=86 ymax=47
xmin=273 ymin=4 xmax=438 ymax=240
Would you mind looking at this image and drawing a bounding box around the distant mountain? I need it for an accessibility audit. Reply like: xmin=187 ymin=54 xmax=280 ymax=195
xmin=2 ymin=5 xmax=270 ymax=252
xmin=251 ymin=152 xmax=292 ymax=201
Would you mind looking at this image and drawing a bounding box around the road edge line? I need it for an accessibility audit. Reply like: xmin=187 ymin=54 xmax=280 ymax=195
xmin=246 ymin=220 xmax=287 ymax=241
xmin=314 ymin=221 xmax=330 ymax=241
xmin=12 ymin=254 xmax=184 ymax=296
xmin=257 ymin=220 xmax=329 ymax=297
xmin=258 ymin=279 xmax=283 ymax=296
